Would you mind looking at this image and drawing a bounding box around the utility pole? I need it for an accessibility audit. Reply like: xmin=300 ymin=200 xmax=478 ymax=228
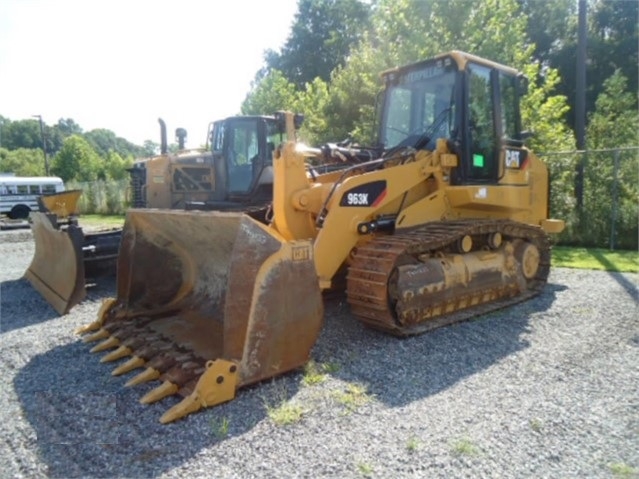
xmin=32 ymin=115 xmax=50 ymax=176
xmin=575 ymin=0 xmax=587 ymax=209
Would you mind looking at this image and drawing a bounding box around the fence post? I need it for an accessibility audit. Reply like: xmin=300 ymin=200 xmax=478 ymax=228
xmin=609 ymin=149 xmax=620 ymax=251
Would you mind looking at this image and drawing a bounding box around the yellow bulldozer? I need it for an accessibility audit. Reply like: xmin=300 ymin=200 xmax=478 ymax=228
xmin=25 ymin=113 xmax=307 ymax=314
xmin=79 ymin=51 xmax=564 ymax=423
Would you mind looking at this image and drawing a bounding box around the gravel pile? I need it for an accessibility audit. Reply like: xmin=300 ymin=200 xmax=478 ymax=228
xmin=1 ymin=229 xmax=637 ymax=479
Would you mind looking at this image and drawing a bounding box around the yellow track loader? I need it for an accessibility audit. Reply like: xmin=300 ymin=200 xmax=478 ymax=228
xmin=79 ymin=51 xmax=564 ymax=423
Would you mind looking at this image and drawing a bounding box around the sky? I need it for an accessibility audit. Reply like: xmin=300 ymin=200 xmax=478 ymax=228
xmin=0 ymin=0 xmax=299 ymax=147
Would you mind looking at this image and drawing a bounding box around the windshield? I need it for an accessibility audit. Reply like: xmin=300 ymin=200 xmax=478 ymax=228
xmin=380 ymin=60 xmax=457 ymax=150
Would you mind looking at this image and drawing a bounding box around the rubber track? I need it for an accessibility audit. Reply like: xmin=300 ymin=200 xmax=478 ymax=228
xmin=346 ymin=219 xmax=551 ymax=336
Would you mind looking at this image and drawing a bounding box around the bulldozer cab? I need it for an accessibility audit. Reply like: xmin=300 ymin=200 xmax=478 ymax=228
xmin=209 ymin=116 xmax=282 ymax=205
xmin=129 ymin=115 xmax=288 ymax=211
xmin=378 ymin=51 xmax=528 ymax=185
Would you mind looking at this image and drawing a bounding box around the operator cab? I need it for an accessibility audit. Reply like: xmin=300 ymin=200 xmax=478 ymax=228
xmin=209 ymin=116 xmax=281 ymax=204
xmin=379 ymin=51 xmax=528 ymax=185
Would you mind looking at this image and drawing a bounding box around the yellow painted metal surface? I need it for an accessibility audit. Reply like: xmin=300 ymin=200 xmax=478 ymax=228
xmin=24 ymin=212 xmax=85 ymax=314
xmin=38 ymin=190 xmax=82 ymax=217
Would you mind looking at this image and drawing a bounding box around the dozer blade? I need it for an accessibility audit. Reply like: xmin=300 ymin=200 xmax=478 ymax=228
xmin=25 ymin=212 xmax=121 ymax=315
xmin=25 ymin=212 xmax=86 ymax=315
xmin=78 ymin=209 xmax=323 ymax=423
xmin=38 ymin=189 xmax=82 ymax=217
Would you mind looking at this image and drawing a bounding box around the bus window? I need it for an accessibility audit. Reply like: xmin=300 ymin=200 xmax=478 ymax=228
xmin=0 ymin=176 xmax=65 ymax=218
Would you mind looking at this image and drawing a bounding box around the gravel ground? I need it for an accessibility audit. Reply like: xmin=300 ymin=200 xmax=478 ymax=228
xmin=0 ymin=228 xmax=638 ymax=479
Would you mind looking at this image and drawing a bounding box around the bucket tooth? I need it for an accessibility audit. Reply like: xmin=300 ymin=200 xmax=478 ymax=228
xmin=75 ymin=298 xmax=117 ymax=335
xmin=140 ymin=381 xmax=179 ymax=405
xmin=160 ymin=359 xmax=238 ymax=424
xmin=126 ymin=367 xmax=160 ymax=387
xmin=100 ymin=345 xmax=132 ymax=363
xmin=112 ymin=356 xmax=145 ymax=376
xmin=82 ymin=328 xmax=110 ymax=343
xmin=90 ymin=336 xmax=120 ymax=353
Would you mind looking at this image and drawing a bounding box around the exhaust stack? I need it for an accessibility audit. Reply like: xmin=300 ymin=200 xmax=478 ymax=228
xmin=158 ymin=118 xmax=168 ymax=155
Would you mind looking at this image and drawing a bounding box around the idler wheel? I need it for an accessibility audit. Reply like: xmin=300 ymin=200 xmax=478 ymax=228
xmin=515 ymin=241 xmax=540 ymax=279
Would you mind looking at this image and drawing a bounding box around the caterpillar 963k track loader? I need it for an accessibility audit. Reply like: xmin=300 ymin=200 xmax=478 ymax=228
xmin=26 ymin=113 xmax=300 ymax=314
xmin=79 ymin=51 xmax=564 ymax=423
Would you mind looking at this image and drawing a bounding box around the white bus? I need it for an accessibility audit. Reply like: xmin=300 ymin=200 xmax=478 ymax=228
xmin=0 ymin=175 xmax=65 ymax=219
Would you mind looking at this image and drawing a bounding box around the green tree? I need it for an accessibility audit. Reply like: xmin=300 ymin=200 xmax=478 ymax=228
xmin=1 ymin=119 xmax=42 ymax=150
xmin=103 ymin=150 xmax=133 ymax=180
xmin=0 ymin=148 xmax=47 ymax=176
xmin=541 ymin=0 xmax=638 ymax=131
xmin=586 ymin=70 xmax=638 ymax=150
xmin=319 ymin=0 xmax=574 ymax=148
xmin=583 ymin=70 xmax=638 ymax=250
xmin=142 ymin=140 xmax=159 ymax=157
xmin=55 ymin=118 xmax=83 ymax=137
xmin=0 ymin=117 xmax=82 ymax=157
xmin=84 ymin=128 xmax=119 ymax=157
xmin=241 ymin=70 xmax=298 ymax=116
xmin=0 ymin=115 xmax=8 ymax=149
xmin=84 ymin=128 xmax=146 ymax=159
xmin=46 ymin=118 xmax=84 ymax=155
xmin=0 ymin=115 xmax=151 ymax=162
xmin=294 ymin=77 xmax=331 ymax=144
xmin=518 ymin=0 xmax=576 ymax=63
xmin=263 ymin=0 xmax=372 ymax=88
xmin=51 ymin=135 xmax=102 ymax=182
xmin=589 ymin=0 xmax=638 ymax=111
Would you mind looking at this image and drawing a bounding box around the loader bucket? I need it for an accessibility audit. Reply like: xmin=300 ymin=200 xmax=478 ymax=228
xmin=78 ymin=209 xmax=323 ymax=423
xmin=25 ymin=212 xmax=86 ymax=315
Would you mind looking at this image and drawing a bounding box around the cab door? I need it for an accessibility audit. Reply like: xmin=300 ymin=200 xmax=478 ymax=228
xmin=461 ymin=63 xmax=527 ymax=185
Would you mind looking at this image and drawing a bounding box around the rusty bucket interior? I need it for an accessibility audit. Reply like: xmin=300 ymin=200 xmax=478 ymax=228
xmin=81 ymin=209 xmax=323 ymax=423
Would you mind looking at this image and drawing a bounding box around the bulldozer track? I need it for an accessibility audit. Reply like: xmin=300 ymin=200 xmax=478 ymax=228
xmin=346 ymin=219 xmax=551 ymax=336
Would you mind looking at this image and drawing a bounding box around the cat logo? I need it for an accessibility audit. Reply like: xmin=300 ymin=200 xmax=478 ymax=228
xmin=292 ymin=245 xmax=311 ymax=262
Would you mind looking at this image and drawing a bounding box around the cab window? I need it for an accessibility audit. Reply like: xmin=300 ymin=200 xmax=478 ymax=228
xmin=467 ymin=63 xmax=497 ymax=181
xmin=499 ymin=72 xmax=518 ymax=140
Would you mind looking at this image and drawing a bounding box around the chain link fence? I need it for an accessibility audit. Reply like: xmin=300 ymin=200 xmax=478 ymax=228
xmin=67 ymin=178 xmax=130 ymax=216
xmin=68 ymin=147 xmax=638 ymax=251
xmin=544 ymin=147 xmax=638 ymax=251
